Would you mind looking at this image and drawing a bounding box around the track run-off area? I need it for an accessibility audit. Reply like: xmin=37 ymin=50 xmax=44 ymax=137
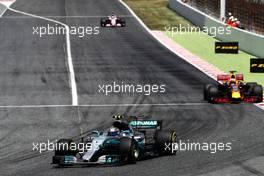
xmin=0 ymin=0 xmax=264 ymax=176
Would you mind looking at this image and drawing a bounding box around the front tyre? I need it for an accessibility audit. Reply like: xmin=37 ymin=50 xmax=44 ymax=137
xmin=208 ymin=86 xmax=218 ymax=103
xmin=120 ymin=137 xmax=138 ymax=164
xmin=204 ymin=84 xmax=213 ymax=101
xmin=100 ymin=19 xmax=106 ymax=27
xmin=54 ymin=139 xmax=77 ymax=156
xmin=155 ymin=130 xmax=177 ymax=156
xmin=53 ymin=139 xmax=78 ymax=166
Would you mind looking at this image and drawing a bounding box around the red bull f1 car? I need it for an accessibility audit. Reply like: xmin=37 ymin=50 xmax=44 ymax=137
xmin=100 ymin=14 xmax=126 ymax=27
xmin=204 ymin=71 xmax=263 ymax=103
xmin=52 ymin=115 xmax=177 ymax=167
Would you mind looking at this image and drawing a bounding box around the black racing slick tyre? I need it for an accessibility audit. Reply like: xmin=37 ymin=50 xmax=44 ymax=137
xmin=155 ymin=130 xmax=177 ymax=156
xmin=204 ymin=84 xmax=213 ymax=101
xmin=100 ymin=19 xmax=106 ymax=27
xmin=208 ymin=86 xmax=218 ymax=103
xmin=120 ymin=137 xmax=138 ymax=163
xmin=253 ymin=85 xmax=263 ymax=103
xmin=120 ymin=18 xmax=126 ymax=27
xmin=246 ymin=82 xmax=257 ymax=93
xmin=54 ymin=139 xmax=77 ymax=156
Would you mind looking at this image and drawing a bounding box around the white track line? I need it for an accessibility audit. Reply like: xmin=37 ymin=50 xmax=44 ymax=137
xmin=0 ymin=15 xmax=134 ymax=18
xmin=4 ymin=6 xmax=78 ymax=106
xmin=0 ymin=7 xmax=8 ymax=17
xmin=119 ymin=0 xmax=264 ymax=111
xmin=0 ymin=8 xmax=7 ymax=17
xmin=0 ymin=103 xmax=207 ymax=108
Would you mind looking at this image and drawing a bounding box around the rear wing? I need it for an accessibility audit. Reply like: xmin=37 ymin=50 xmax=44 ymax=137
xmin=129 ymin=120 xmax=162 ymax=130
xmin=112 ymin=114 xmax=162 ymax=130
xmin=235 ymin=74 xmax=244 ymax=81
xmin=217 ymin=74 xmax=230 ymax=81
xmin=217 ymin=74 xmax=243 ymax=81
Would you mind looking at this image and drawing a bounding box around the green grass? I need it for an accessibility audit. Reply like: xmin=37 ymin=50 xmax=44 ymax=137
xmin=166 ymin=32 xmax=264 ymax=86
xmin=124 ymin=0 xmax=264 ymax=86
xmin=123 ymin=0 xmax=193 ymax=30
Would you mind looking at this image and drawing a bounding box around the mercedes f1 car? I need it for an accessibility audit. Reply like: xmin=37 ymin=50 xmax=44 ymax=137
xmin=100 ymin=14 xmax=126 ymax=27
xmin=52 ymin=115 xmax=177 ymax=166
xmin=204 ymin=71 xmax=263 ymax=103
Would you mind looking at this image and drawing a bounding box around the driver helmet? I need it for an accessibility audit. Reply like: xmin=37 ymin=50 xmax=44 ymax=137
xmin=230 ymin=74 xmax=235 ymax=80
xmin=119 ymin=130 xmax=131 ymax=137
xmin=108 ymin=126 xmax=120 ymax=136
xmin=111 ymin=12 xmax=116 ymax=18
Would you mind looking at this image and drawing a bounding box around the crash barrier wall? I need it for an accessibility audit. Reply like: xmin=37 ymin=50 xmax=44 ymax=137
xmin=185 ymin=0 xmax=264 ymax=35
xmin=169 ymin=0 xmax=264 ymax=58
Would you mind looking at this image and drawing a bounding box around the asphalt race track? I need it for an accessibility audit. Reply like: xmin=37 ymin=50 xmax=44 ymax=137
xmin=0 ymin=0 xmax=264 ymax=176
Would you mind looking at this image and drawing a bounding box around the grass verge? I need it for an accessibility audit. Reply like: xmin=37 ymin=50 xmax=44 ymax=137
xmin=123 ymin=0 xmax=193 ymax=30
xmin=166 ymin=32 xmax=264 ymax=86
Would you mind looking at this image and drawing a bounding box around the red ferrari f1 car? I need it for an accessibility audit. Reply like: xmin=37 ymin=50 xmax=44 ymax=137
xmin=204 ymin=71 xmax=263 ymax=103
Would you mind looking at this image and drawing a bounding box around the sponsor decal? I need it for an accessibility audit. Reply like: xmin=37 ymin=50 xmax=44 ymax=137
xmin=130 ymin=120 xmax=157 ymax=126
xmin=250 ymin=58 xmax=264 ymax=73
xmin=215 ymin=42 xmax=239 ymax=54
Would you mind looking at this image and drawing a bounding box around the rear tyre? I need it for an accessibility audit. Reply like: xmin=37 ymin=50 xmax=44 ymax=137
xmin=120 ymin=18 xmax=126 ymax=27
xmin=246 ymin=82 xmax=257 ymax=93
xmin=120 ymin=137 xmax=138 ymax=164
xmin=155 ymin=130 xmax=177 ymax=156
xmin=253 ymin=85 xmax=263 ymax=103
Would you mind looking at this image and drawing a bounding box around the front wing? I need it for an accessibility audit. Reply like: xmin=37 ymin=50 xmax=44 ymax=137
xmin=212 ymin=96 xmax=258 ymax=103
xmin=52 ymin=155 xmax=122 ymax=166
